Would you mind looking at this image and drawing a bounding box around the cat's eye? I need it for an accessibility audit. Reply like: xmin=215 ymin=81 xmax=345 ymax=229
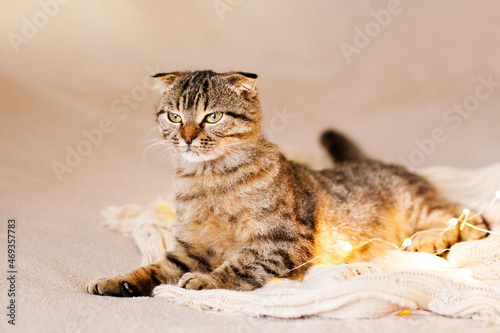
xmin=204 ymin=112 xmax=223 ymax=124
xmin=167 ymin=112 xmax=182 ymax=123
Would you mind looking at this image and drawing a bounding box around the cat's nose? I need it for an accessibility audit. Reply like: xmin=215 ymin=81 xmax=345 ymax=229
xmin=184 ymin=136 xmax=196 ymax=144
xmin=181 ymin=125 xmax=199 ymax=145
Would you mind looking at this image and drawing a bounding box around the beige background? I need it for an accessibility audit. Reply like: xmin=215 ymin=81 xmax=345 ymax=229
xmin=1 ymin=1 xmax=500 ymax=332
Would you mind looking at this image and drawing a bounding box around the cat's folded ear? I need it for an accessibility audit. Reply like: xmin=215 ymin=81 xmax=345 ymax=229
xmin=226 ymin=72 xmax=258 ymax=97
xmin=152 ymin=72 xmax=179 ymax=94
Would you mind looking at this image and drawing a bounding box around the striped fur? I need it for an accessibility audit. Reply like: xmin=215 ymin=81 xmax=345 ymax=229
xmin=87 ymin=71 xmax=488 ymax=297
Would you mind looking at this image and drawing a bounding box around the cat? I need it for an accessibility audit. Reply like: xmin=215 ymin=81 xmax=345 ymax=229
xmin=87 ymin=70 xmax=488 ymax=297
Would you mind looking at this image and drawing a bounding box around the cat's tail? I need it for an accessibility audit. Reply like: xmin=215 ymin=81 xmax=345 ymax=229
xmin=320 ymin=129 xmax=366 ymax=163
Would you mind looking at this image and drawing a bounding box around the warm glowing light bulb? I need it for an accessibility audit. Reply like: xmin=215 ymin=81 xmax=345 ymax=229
xmin=401 ymin=238 xmax=412 ymax=249
xmin=341 ymin=242 xmax=353 ymax=251
xmin=463 ymin=209 xmax=470 ymax=215
xmin=449 ymin=218 xmax=459 ymax=226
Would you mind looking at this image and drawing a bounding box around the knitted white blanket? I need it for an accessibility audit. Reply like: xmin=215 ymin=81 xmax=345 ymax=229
xmin=102 ymin=164 xmax=500 ymax=323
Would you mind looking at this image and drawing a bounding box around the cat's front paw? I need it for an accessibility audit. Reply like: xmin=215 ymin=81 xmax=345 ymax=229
xmin=86 ymin=276 xmax=139 ymax=297
xmin=178 ymin=272 xmax=218 ymax=290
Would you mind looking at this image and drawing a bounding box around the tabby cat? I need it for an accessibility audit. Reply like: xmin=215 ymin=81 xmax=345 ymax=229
xmin=87 ymin=70 xmax=488 ymax=297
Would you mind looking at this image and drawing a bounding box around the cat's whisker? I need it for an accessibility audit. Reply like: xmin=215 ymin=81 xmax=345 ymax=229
xmin=142 ymin=141 xmax=168 ymax=155
xmin=135 ymin=126 xmax=164 ymax=153
xmin=141 ymin=140 xmax=172 ymax=163
xmin=158 ymin=146 xmax=175 ymax=164
xmin=142 ymin=141 xmax=169 ymax=155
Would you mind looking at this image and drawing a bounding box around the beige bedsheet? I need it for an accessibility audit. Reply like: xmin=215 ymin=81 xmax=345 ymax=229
xmin=1 ymin=1 xmax=500 ymax=332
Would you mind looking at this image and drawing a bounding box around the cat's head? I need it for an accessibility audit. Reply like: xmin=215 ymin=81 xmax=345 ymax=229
xmin=153 ymin=70 xmax=262 ymax=163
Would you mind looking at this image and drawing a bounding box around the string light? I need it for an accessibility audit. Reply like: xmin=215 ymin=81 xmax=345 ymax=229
xmin=396 ymin=309 xmax=412 ymax=317
xmin=435 ymin=247 xmax=451 ymax=256
xmin=277 ymin=190 xmax=500 ymax=278
xmin=460 ymin=209 xmax=470 ymax=231
xmin=341 ymin=242 xmax=354 ymax=251
xmin=464 ymin=222 xmax=500 ymax=235
xmin=280 ymin=240 xmax=356 ymax=276
xmin=470 ymin=191 xmax=500 ymax=219
xmin=390 ymin=190 xmax=499 ymax=251
xmin=401 ymin=238 xmax=412 ymax=250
